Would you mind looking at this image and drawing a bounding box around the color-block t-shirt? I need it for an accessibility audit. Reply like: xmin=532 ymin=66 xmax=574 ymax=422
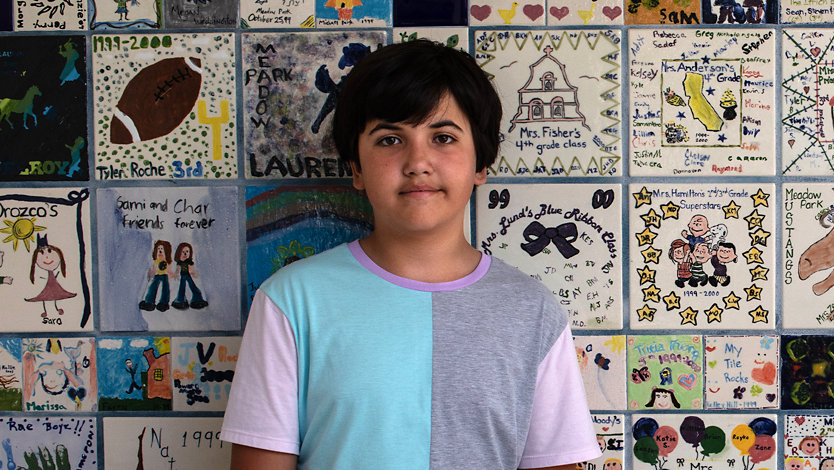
xmin=221 ymin=241 xmax=600 ymax=469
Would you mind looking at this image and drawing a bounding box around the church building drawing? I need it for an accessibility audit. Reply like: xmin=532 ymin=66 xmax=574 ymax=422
xmin=508 ymin=45 xmax=589 ymax=133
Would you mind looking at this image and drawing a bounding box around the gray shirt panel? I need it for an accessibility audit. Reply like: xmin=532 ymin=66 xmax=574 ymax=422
xmin=429 ymin=257 xmax=567 ymax=469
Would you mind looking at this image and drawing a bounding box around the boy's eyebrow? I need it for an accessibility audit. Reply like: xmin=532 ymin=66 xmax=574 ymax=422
xmin=366 ymin=119 xmax=464 ymax=135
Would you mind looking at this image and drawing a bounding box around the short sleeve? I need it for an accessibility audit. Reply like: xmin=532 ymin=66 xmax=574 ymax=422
xmin=220 ymin=289 xmax=300 ymax=454
xmin=519 ymin=327 xmax=603 ymax=468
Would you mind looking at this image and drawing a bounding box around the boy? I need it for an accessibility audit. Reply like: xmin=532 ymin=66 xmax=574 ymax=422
xmin=220 ymin=40 xmax=600 ymax=469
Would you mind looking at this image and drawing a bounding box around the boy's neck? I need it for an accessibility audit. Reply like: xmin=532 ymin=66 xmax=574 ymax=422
xmin=358 ymin=231 xmax=482 ymax=284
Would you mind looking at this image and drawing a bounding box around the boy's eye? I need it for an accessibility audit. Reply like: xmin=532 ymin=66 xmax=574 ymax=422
xmin=378 ymin=136 xmax=401 ymax=146
xmin=434 ymin=134 xmax=456 ymax=144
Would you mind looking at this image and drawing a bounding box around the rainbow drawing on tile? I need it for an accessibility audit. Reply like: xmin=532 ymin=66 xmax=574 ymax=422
xmin=245 ymin=185 xmax=373 ymax=305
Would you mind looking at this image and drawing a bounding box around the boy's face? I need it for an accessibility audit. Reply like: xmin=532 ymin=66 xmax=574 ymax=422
xmin=352 ymin=95 xmax=485 ymax=239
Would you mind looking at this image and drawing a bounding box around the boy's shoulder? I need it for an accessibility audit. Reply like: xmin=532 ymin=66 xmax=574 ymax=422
xmin=482 ymin=256 xmax=555 ymax=298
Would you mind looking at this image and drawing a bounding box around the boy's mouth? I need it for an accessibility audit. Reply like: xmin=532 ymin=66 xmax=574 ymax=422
xmin=400 ymin=185 xmax=440 ymax=195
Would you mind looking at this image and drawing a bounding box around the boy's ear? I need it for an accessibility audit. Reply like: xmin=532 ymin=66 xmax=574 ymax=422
xmin=474 ymin=168 xmax=487 ymax=186
xmin=350 ymin=161 xmax=365 ymax=190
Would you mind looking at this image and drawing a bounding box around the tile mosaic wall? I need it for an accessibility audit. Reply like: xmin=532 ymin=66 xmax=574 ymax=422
xmin=1 ymin=0 xmax=834 ymax=467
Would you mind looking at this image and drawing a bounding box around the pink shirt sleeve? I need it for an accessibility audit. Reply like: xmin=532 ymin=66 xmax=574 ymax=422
xmin=519 ymin=327 xmax=603 ymax=468
xmin=220 ymin=290 xmax=300 ymax=454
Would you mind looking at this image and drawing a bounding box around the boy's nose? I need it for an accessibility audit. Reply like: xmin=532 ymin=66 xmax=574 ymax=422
xmin=403 ymin=141 xmax=433 ymax=175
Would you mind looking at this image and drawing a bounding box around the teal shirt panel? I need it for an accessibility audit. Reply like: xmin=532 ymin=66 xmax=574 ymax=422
xmin=259 ymin=244 xmax=433 ymax=470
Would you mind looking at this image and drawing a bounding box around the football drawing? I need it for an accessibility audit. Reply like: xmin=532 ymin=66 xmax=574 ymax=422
xmin=110 ymin=57 xmax=203 ymax=144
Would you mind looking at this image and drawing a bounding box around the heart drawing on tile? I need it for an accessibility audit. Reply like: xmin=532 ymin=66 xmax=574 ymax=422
xmin=549 ymin=6 xmax=569 ymax=19
xmin=602 ymin=426 xmax=610 ymax=431
xmin=805 ymin=86 xmax=811 ymax=93
xmin=523 ymin=4 xmax=544 ymax=20
xmin=708 ymin=360 xmax=717 ymax=368
xmin=812 ymin=47 xmax=822 ymax=57
xmin=678 ymin=373 xmax=696 ymax=390
xmin=470 ymin=5 xmax=492 ymax=21
xmin=602 ymin=5 xmax=621 ymax=20
xmin=766 ymin=393 xmax=776 ymax=402
xmin=788 ymin=139 xmax=796 ymax=148
xmin=751 ymin=362 xmax=776 ymax=385
xmin=795 ymin=416 xmax=805 ymax=425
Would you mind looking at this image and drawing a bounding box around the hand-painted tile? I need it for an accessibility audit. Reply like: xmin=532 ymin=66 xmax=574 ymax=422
xmin=92 ymin=33 xmax=237 ymax=180
xmin=546 ymin=0 xmax=624 ymax=25
xmin=240 ymin=0 xmax=315 ymax=27
xmin=575 ymin=336 xmax=627 ymax=409
xmin=628 ymin=28 xmax=776 ymax=176
xmin=627 ymin=335 xmax=703 ymax=410
xmin=0 ymin=338 xmax=22 ymax=411
xmin=90 ymin=0 xmax=161 ymax=28
xmin=581 ymin=414 xmax=625 ymax=469
xmin=394 ymin=0 xmax=467 ymax=26
xmin=316 ymin=0 xmax=390 ymax=27
xmin=782 ymin=184 xmax=834 ymax=328
xmin=245 ymin=185 xmax=373 ymax=306
xmin=164 ymin=0 xmax=237 ymax=27
xmin=16 ymin=0 xmax=87 ymax=29
xmin=628 ymin=184 xmax=775 ymax=329
xmin=782 ymin=29 xmax=834 ymax=175
xmin=97 ymin=337 xmax=171 ymax=411
xmin=0 ymin=417 xmax=96 ymax=466
xmin=785 ymin=415 xmax=834 ymax=468
xmin=22 ymin=337 xmax=96 ymax=412
xmin=631 ymin=414 xmax=777 ymax=469
xmin=0 ymin=188 xmax=92 ymax=332
xmin=104 ymin=417 xmax=229 ymax=468
xmin=470 ymin=0 xmax=547 ymax=26
xmin=242 ymin=31 xmax=385 ymax=179
xmin=475 ymin=30 xmax=622 ymax=177
xmin=704 ymin=335 xmax=779 ymax=409
xmin=0 ymin=36 xmax=87 ymax=181
xmin=97 ymin=187 xmax=240 ymax=332
xmin=476 ymin=183 xmax=622 ymax=329
xmin=782 ymin=335 xmax=834 ymax=409
xmin=393 ymin=27 xmax=468 ymax=51
xmin=702 ymin=0 xmax=777 ymax=24
xmin=171 ymin=337 xmax=240 ymax=412
xmin=625 ymin=0 xmax=700 ymax=24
